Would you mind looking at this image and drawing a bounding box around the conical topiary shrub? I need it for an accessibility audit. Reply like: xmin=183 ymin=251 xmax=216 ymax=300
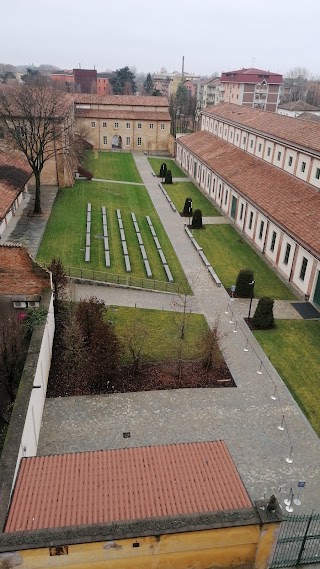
xmin=159 ymin=162 xmax=167 ymax=178
xmin=165 ymin=169 xmax=172 ymax=184
xmin=252 ymin=297 xmax=275 ymax=329
xmin=191 ymin=209 xmax=203 ymax=229
xmin=183 ymin=197 xmax=193 ymax=216
xmin=235 ymin=269 xmax=254 ymax=298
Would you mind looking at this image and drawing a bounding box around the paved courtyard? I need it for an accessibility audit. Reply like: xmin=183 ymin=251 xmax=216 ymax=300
xmin=37 ymin=155 xmax=320 ymax=514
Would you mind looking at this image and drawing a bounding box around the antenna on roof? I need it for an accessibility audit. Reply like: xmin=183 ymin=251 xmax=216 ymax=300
xmin=79 ymin=63 xmax=81 ymax=69
xmin=251 ymin=57 xmax=255 ymax=67
xmin=182 ymin=55 xmax=185 ymax=78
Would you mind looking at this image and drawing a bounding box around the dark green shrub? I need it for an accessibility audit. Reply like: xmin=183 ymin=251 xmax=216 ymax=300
xmin=165 ymin=169 xmax=172 ymax=184
xmin=192 ymin=209 xmax=203 ymax=228
xmin=159 ymin=163 xmax=167 ymax=178
xmin=252 ymin=297 xmax=275 ymax=329
xmin=235 ymin=269 xmax=254 ymax=298
xmin=183 ymin=197 xmax=193 ymax=216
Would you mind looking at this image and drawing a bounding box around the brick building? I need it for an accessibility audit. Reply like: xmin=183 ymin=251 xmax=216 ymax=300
xmin=73 ymin=69 xmax=97 ymax=94
xmin=219 ymin=68 xmax=283 ymax=112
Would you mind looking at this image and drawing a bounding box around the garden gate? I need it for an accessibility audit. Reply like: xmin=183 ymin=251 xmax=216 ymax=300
xmin=270 ymin=513 xmax=320 ymax=567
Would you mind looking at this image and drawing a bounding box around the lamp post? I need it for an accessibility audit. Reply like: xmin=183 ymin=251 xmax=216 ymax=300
xmin=248 ymin=280 xmax=255 ymax=319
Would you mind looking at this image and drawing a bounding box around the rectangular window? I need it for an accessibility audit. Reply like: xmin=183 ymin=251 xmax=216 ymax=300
xmin=248 ymin=211 xmax=254 ymax=230
xmin=224 ymin=128 xmax=227 ymax=135
xmin=102 ymin=122 xmax=107 ymax=127
xmin=301 ymin=161 xmax=306 ymax=172
xmin=114 ymin=122 xmax=119 ymax=128
xmin=160 ymin=123 xmax=165 ymax=130
xmin=243 ymin=136 xmax=246 ymax=144
xmin=103 ymin=136 xmax=107 ymax=145
xmin=259 ymin=220 xmax=264 ymax=239
xmin=149 ymin=123 xmax=154 ymax=129
xmin=137 ymin=137 xmax=142 ymax=146
xmin=283 ymin=243 xmax=291 ymax=265
xmin=250 ymin=140 xmax=254 ymax=148
xmin=137 ymin=123 xmax=142 ymax=129
xmin=239 ymin=203 xmax=244 ymax=220
xmin=300 ymin=257 xmax=308 ymax=281
xmin=315 ymin=167 xmax=320 ymax=180
xmin=230 ymin=131 xmax=233 ymax=138
xmin=126 ymin=122 xmax=130 ymax=129
xmin=224 ymin=190 xmax=228 ymax=205
xmin=126 ymin=136 xmax=130 ymax=145
xmin=218 ymin=184 xmax=222 ymax=199
xmin=270 ymin=231 xmax=277 ymax=252
xmin=258 ymin=143 xmax=262 ymax=152
xmin=236 ymin=133 xmax=239 ymax=141
xmin=267 ymin=147 xmax=271 ymax=157
xmin=288 ymin=156 xmax=293 ymax=167
xmin=91 ymin=121 xmax=96 ymax=128
xmin=277 ymin=151 xmax=281 ymax=161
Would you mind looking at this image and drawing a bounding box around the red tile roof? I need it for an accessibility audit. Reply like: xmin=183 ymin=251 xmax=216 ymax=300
xmin=0 ymin=244 xmax=50 ymax=296
xmin=75 ymin=108 xmax=171 ymax=121
xmin=179 ymin=131 xmax=320 ymax=255
xmin=203 ymin=102 xmax=320 ymax=154
xmin=0 ymin=152 xmax=32 ymax=220
xmin=278 ymin=100 xmax=320 ymax=112
xmin=73 ymin=93 xmax=169 ymax=107
xmin=221 ymin=68 xmax=282 ymax=84
xmin=5 ymin=441 xmax=252 ymax=532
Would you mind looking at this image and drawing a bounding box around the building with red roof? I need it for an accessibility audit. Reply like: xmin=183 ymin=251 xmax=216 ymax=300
xmin=220 ymin=67 xmax=283 ymax=112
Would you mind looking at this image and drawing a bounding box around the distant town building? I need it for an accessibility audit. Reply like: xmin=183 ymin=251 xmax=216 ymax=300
xmin=197 ymin=77 xmax=221 ymax=110
xmin=219 ymin=68 xmax=283 ymax=112
xmin=73 ymin=69 xmax=97 ymax=94
xmin=277 ymin=100 xmax=320 ymax=117
xmin=153 ymin=71 xmax=201 ymax=97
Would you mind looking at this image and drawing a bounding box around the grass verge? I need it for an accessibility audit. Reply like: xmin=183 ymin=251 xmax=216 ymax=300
xmin=84 ymin=151 xmax=142 ymax=183
xmin=254 ymin=320 xmax=320 ymax=436
xmin=163 ymin=181 xmax=221 ymax=217
xmin=148 ymin=157 xmax=186 ymax=178
xmin=193 ymin=225 xmax=296 ymax=300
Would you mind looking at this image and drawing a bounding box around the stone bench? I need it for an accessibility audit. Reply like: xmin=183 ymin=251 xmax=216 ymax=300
xmin=86 ymin=221 xmax=91 ymax=234
xmin=105 ymin=250 xmax=110 ymax=268
xmin=87 ymin=203 xmax=91 ymax=212
xmin=190 ymin=238 xmax=202 ymax=252
xmin=137 ymin=233 xmax=143 ymax=245
xmin=144 ymin=259 xmax=152 ymax=277
xmin=199 ymin=250 xmax=211 ymax=267
xmin=184 ymin=225 xmax=193 ymax=239
xmin=101 ymin=206 xmax=106 ymax=216
xmin=140 ymin=245 xmax=148 ymax=260
xmin=169 ymin=201 xmax=177 ymax=212
xmin=208 ymin=266 xmax=222 ymax=287
xmin=102 ymin=214 xmax=107 ymax=226
xmin=131 ymin=212 xmax=136 ymax=222
xmin=122 ymin=241 xmax=128 ymax=256
xmin=124 ymin=255 xmax=131 ymax=272
xmin=158 ymin=249 xmax=167 ymax=265
xmin=116 ymin=209 xmax=122 ymax=219
xmin=85 ymin=247 xmax=90 ymax=262
xmin=87 ymin=211 xmax=91 ymax=222
xmin=104 ymin=237 xmax=109 ymax=251
xmin=153 ymin=236 xmax=161 ymax=250
xmin=103 ymin=225 xmax=108 ymax=237
xmin=134 ymin=221 xmax=140 ymax=233
xmin=146 ymin=216 xmax=152 ymax=227
xmin=86 ymin=233 xmax=90 ymax=247
xmin=120 ymin=228 xmax=126 ymax=241
xmin=163 ymin=264 xmax=173 ymax=282
xmin=118 ymin=218 xmax=123 ymax=230
xmin=150 ymin=226 xmax=156 ymax=237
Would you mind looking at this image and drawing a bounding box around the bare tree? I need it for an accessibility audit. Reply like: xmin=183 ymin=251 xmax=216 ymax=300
xmin=171 ymin=284 xmax=196 ymax=380
xmin=125 ymin=317 xmax=148 ymax=377
xmin=285 ymin=67 xmax=311 ymax=102
xmin=0 ymin=79 xmax=74 ymax=213
xmin=200 ymin=320 xmax=226 ymax=373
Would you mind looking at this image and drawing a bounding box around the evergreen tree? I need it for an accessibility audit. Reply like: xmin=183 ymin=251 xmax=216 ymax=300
xmin=143 ymin=73 xmax=154 ymax=95
xmin=109 ymin=67 xmax=136 ymax=95
xmin=252 ymin=297 xmax=275 ymax=329
xmin=235 ymin=269 xmax=254 ymax=298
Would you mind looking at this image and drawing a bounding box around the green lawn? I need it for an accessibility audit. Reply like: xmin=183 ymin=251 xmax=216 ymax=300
xmin=107 ymin=306 xmax=208 ymax=362
xmin=163 ymin=181 xmax=221 ymax=217
xmin=254 ymin=320 xmax=320 ymax=436
xmin=193 ymin=225 xmax=296 ymax=300
xmin=84 ymin=151 xmax=142 ymax=183
xmin=37 ymin=180 xmax=190 ymax=291
xmin=148 ymin=157 xmax=186 ymax=178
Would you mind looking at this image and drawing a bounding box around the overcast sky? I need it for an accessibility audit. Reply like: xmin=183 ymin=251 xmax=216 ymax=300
xmin=1 ymin=0 xmax=319 ymax=77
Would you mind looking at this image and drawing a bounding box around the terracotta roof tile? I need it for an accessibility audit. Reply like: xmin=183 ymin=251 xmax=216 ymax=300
xmin=75 ymin=109 xmax=171 ymax=121
xmin=73 ymin=93 xmax=169 ymax=107
xmin=0 ymin=244 xmax=50 ymax=296
xmin=203 ymin=102 xmax=320 ymax=154
xmin=179 ymin=131 xmax=320 ymax=255
xmin=0 ymin=152 xmax=32 ymax=219
xmin=278 ymin=100 xmax=320 ymax=112
xmin=5 ymin=441 xmax=252 ymax=532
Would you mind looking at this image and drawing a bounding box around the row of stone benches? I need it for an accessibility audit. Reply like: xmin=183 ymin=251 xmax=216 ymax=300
xmin=131 ymin=212 xmax=152 ymax=277
xmin=101 ymin=206 xmax=111 ymax=268
xmin=146 ymin=216 xmax=173 ymax=282
xmin=117 ymin=209 xmax=131 ymax=272
xmin=184 ymin=225 xmax=222 ymax=287
xmin=158 ymin=183 xmax=177 ymax=212
xmin=85 ymin=203 xmax=91 ymax=262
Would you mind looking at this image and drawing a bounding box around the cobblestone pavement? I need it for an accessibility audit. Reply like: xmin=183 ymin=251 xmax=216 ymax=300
xmin=2 ymin=185 xmax=59 ymax=258
xmin=38 ymin=156 xmax=320 ymax=513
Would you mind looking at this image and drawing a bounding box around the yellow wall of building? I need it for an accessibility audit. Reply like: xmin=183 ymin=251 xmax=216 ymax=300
xmin=5 ymin=521 xmax=280 ymax=569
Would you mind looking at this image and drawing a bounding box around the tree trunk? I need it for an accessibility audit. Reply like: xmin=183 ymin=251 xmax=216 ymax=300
xmin=33 ymin=169 xmax=42 ymax=214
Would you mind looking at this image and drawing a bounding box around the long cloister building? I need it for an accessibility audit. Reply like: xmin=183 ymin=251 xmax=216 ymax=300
xmin=176 ymin=103 xmax=320 ymax=307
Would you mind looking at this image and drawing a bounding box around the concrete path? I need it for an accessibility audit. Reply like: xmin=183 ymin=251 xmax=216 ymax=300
xmin=92 ymin=178 xmax=144 ymax=186
xmin=39 ymin=155 xmax=320 ymax=514
xmin=1 ymin=185 xmax=58 ymax=258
